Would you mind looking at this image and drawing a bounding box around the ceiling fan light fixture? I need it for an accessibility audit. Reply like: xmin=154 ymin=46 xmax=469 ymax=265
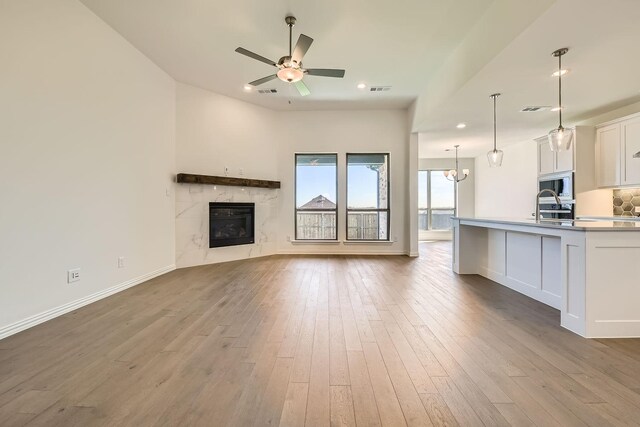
xmin=277 ymin=67 xmax=304 ymax=83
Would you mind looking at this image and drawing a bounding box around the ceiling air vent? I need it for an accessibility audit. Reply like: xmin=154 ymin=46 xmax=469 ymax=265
xmin=258 ymin=89 xmax=278 ymax=94
xmin=520 ymin=106 xmax=550 ymax=112
xmin=370 ymin=86 xmax=391 ymax=92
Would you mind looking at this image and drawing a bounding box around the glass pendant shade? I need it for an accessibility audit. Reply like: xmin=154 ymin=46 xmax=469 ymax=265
xmin=548 ymin=48 xmax=572 ymax=152
xmin=487 ymin=149 xmax=504 ymax=167
xmin=548 ymin=126 xmax=573 ymax=152
xmin=487 ymin=93 xmax=503 ymax=167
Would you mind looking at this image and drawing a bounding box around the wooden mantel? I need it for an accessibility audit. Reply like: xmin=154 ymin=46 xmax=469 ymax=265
xmin=176 ymin=173 xmax=281 ymax=189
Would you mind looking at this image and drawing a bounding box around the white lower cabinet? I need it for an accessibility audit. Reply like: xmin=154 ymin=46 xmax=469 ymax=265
xmin=479 ymin=229 xmax=561 ymax=310
xmin=541 ymin=236 xmax=561 ymax=303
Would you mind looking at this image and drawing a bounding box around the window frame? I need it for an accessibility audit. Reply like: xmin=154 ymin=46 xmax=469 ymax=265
xmin=345 ymin=152 xmax=391 ymax=241
xmin=294 ymin=152 xmax=339 ymax=241
xmin=419 ymin=169 xmax=456 ymax=231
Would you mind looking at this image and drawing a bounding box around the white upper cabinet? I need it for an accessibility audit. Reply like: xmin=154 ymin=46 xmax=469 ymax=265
xmin=622 ymin=116 xmax=640 ymax=186
xmin=556 ymin=142 xmax=574 ymax=173
xmin=538 ymin=138 xmax=556 ymax=175
xmin=596 ymin=124 xmax=621 ymax=187
xmin=596 ymin=113 xmax=640 ymax=188
xmin=537 ymin=135 xmax=574 ymax=176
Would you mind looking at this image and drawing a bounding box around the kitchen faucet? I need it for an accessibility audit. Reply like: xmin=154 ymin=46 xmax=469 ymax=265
xmin=535 ymin=189 xmax=562 ymax=222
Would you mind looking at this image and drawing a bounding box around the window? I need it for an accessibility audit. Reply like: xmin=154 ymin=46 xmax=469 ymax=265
xmin=418 ymin=170 xmax=455 ymax=237
xmin=295 ymin=154 xmax=337 ymax=240
xmin=346 ymin=153 xmax=390 ymax=240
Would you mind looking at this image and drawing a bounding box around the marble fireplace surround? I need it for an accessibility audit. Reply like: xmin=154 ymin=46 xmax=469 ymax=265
xmin=175 ymin=184 xmax=279 ymax=268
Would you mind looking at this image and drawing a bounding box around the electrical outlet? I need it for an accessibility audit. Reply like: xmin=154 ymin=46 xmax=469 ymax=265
xmin=67 ymin=268 xmax=80 ymax=283
xmin=224 ymin=167 xmax=229 ymax=177
xmin=286 ymin=235 xmax=291 ymax=242
xmin=239 ymin=168 xmax=244 ymax=176
xmin=118 ymin=257 xmax=125 ymax=268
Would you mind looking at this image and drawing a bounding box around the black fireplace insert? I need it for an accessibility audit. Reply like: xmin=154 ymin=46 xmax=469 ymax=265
xmin=209 ymin=202 xmax=255 ymax=248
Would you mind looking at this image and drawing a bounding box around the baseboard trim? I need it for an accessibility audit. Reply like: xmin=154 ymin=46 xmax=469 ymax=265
xmin=0 ymin=264 xmax=175 ymax=341
xmin=276 ymin=250 xmax=407 ymax=256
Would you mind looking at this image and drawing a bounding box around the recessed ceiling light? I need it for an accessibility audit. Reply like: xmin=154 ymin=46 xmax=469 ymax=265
xmin=357 ymin=83 xmax=366 ymax=89
xmin=456 ymin=123 xmax=466 ymax=129
xmin=243 ymin=85 xmax=252 ymax=91
xmin=552 ymin=69 xmax=569 ymax=77
xmin=550 ymin=106 xmax=563 ymax=112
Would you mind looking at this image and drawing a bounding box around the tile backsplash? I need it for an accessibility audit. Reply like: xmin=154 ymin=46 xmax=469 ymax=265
xmin=613 ymin=188 xmax=640 ymax=216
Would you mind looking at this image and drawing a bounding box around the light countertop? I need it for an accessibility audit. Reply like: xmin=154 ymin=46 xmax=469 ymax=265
xmin=577 ymin=216 xmax=640 ymax=221
xmin=454 ymin=217 xmax=640 ymax=231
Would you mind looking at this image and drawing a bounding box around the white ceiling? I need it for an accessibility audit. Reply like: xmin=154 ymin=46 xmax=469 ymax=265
xmin=79 ymin=0 xmax=494 ymax=110
xmin=79 ymin=0 xmax=640 ymax=158
xmin=418 ymin=0 xmax=640 ymax=158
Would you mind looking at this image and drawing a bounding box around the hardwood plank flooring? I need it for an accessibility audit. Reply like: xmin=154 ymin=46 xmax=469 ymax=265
xmin=1 ymin=242 xmax=640 ymax=426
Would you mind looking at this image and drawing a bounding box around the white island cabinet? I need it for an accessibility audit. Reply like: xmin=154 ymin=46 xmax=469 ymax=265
xmin=453 ymin=217 xmax=640 ymax=338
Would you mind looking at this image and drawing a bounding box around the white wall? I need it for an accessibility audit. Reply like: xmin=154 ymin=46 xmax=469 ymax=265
xmin=475 ymin=142 xmax=538 ymax=218
xmin=276 ymin=110 xmax=410 ymax=254
xmin=175 ymin=83 xmax=279 ymax=267
xmin=0 ymin=0 xmax=176 ymax=337
xmin=176 ymin=83 xmax=278 ymax=180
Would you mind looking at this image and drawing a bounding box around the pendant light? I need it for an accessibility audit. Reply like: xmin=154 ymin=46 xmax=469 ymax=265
xmin=548 ymin=48 xmax=573 ymax=152
xmin=444 ymin=145 xmax=469 ymax=182
xmin=487 ymin=93 xmax=503 ymax=167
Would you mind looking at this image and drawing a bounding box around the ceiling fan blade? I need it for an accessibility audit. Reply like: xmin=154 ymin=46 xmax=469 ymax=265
xmin=235 ymin=47 xmax=277 ymax=67
xmin=291 ymin=34 xmax=313 ymax=64
xmin=306 ymin=68 xmax=345 ymax=78
xmin=294 ymin=80 xmax=310 ymax=97
xmin=249 ymin=75 xmax=278 ymax=86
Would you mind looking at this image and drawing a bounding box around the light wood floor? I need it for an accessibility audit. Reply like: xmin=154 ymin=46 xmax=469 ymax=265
xmin=1 ymin=242 xmax=640 ymax=426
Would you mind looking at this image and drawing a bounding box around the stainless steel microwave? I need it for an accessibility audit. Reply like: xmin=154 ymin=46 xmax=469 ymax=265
xmin=538 ymin=172 xmax=574 ymax=202
xmin=537 ymin=172 xmax=575 ymax=219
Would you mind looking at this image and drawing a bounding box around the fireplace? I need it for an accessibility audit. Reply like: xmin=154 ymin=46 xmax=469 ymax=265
xmin=209 ymin=202 xmax=255 ymax=248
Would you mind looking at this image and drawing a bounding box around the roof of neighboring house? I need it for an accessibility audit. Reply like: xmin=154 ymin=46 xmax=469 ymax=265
xmin=299 ymin=195 xmax=336 ymax=210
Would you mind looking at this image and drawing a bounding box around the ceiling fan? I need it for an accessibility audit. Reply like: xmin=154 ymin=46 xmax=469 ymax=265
xmin=235 ymin=16 xmax=345 ymax=97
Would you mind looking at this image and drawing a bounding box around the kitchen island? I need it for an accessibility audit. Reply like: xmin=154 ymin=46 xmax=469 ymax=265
xmin=453 ymin=217 xmax=640 ymax=338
